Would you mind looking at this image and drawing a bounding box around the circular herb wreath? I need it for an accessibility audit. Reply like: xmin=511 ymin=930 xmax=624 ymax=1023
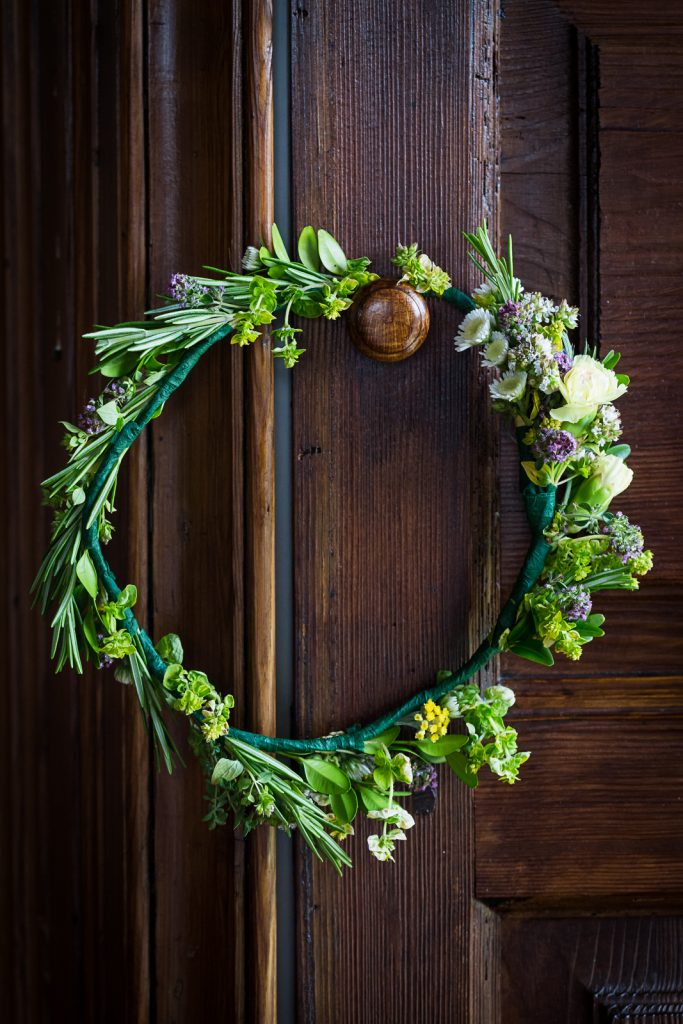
xmin=34 ymin=223 xmax=652 ymax=870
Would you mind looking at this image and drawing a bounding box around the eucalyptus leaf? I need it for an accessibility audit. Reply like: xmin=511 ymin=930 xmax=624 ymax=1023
xmin=76 ymin=550 xmax=99 ymax=599
xmin=302 ymin=758 xmax=351 ymax=796
xmin=317 ymin=229 xmax=348 ymax=275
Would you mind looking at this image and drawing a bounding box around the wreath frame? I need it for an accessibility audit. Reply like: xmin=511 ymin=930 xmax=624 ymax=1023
xmin=34 ymin=223 xmax=651 ymax=870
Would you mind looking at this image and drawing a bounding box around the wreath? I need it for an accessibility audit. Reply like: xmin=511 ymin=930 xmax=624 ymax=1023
xmin=34 ymin=223 xmax=652 ymax=870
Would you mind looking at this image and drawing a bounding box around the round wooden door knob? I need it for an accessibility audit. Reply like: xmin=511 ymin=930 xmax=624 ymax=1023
xmin=348 ymin=278 xmax=430 ymax=362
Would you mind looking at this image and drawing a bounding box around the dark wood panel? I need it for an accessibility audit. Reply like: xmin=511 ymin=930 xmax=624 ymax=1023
xmin=290 ymin=2 xmax=498 ymax=1021
xmin=146 ymin=1 xmax=245 ymax=1019
xmin=500 ymin=914 xmax=683 ymax=1024
xmin=476 ymin=714 xmax=683 ymax=900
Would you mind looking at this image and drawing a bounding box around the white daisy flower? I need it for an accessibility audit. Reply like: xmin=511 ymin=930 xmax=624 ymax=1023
xmin=481 ymin=331 xmax=509 ymax=367
xmin=489 ymin=370 xmax=527 ymax=402
xmin=454 ymin=308 xmax=492 ymax=351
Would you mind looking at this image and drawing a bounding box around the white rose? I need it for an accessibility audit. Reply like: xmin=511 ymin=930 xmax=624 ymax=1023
xmin=553 ymin=354 xmax=627 ymax=423
xmin=455 ymin=308 xmax=492 ymax=351
xmin=574 ymin=454 xmax=633 ymax=511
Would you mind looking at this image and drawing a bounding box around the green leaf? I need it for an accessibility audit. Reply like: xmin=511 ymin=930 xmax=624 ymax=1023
xmin=297 ymin=225 xmax=319 ymax=271
xmin=271 ymin=223 xmax=289 ymax=262
xmin=302 ymin=758 xmax=351 ymax=795
xmin=76 ymin=550 xmax=99 ymax=599
xmin=415 ymin=735 xmax=468 ymax=757
xmin=156 ymin=633 xmax=184 ymax=665
xmin=317 ymin=229 xmax=348 ymax=275
xmin=291 ymin=295 xmax=323 ymax=318
xmin=96 ymin=400 xmax=120 ymax=426
xmin=96 ymin=352 xmax=139 ymax=378
xmin=356 ymin=784 xmax=390 ymax=812
xmin=116 ymin=584 xmax=137 ymax=611
xmin=606 ymin=444 xmax=631 ymax=461
xmin=162 ymin=662 xmax=184 ymax=691
xmin=446 ymin=751 xmax=479 ymax=789
xmin=602 ymin=350 xmax=621 ymax=370
xmin=329 ymin=788 xmax=358 ymax=825
xmin=83 ymin=604 xmax=100 ymax=652
xmin=363 ymin=727 xmax=400 ymax=754
xmin=509 ymin=639 xmax=555 ymax=666
xmin=373 ymin=765 xmax=393 ymax=791
xmin=615 ymin=373 xmax=630 ymax=387
xmin=211 ymin=758 xmax=244 ymax=785
xmin=71 ymin=487 xmax=86 ymax=506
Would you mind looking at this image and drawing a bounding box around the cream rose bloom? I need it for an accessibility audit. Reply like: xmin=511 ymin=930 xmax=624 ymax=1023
xmin=574 ymin=454 xmax=633 ymax=511
xmin=553 ymin=354 xmax=627 ymax=423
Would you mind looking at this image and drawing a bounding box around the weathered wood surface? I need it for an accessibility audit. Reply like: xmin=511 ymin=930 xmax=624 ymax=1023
xmin=290 ymin=2 xmax=497 ymax=1021
xmin=2 ymin=1 xmax=246 ymax=1020
xmin=475 ymin=0 xmax=683 ymax=1018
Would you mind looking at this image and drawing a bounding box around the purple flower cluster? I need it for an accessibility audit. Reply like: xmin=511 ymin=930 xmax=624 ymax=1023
xmin=554 ymin=351 xmax=573 ymax=375
xmin=169 ymin=272 xmax=224 ymax=309
xmin=563 ymin=586 xmax=592 ymax=622
xmin=531 ymin=427 xmax=578 ymax=463
xmin=78 ymin=398 xmax=104 ymax=436
xmin=602 ymin=512 xmax=645 ymax=564
xmin=496 ymin=299 xmax=521 ymax=328
xmin=97 ymin=633 xmax=115 ymax=670
xmin=410 ymin=761 xmax=439 ymax=793
xmin=105 ymin=379 xmax=129 ymax=403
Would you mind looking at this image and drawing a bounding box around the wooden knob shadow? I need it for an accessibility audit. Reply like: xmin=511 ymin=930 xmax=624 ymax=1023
xmin=348 ymin=278 xmax=430 ymax=362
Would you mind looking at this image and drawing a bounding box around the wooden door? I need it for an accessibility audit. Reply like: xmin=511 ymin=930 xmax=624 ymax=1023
xmin=3 ymin=1 xmax=682 ymax=1022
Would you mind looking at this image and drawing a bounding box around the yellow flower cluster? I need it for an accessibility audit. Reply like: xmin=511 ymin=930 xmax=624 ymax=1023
xmin=414 ymin=699 xmax=450 ymax=742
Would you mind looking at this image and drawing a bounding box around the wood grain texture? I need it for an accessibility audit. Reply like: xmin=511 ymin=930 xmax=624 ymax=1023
xmin=500 ymin=915 xmax=683 ymax=1024
xmin=147 ymin=1 xmax=245 ymax=1020
xmin=244 ymin=3 xmax=277 ymax=1023
xmin=475 ymin=2 xmax=683 ymax=1019
xmin=1 ymin=1 xmax=155 ymax=1020
xmin=290 ymin=2 xmax=498 ymax=1020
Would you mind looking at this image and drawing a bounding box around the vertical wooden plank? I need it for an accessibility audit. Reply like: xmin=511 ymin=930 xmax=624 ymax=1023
xmin=147 ymin=1 xmax=246 ymax=1019
xmin=244 ymin=2 xmax=277 ymax=1022
xmin=290 ymin=2 xmax=497 ymax=1021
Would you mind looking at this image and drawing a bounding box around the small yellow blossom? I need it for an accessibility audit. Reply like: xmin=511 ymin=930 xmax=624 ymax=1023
xmin=413 ymin=699 xmax=450 ymax=743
